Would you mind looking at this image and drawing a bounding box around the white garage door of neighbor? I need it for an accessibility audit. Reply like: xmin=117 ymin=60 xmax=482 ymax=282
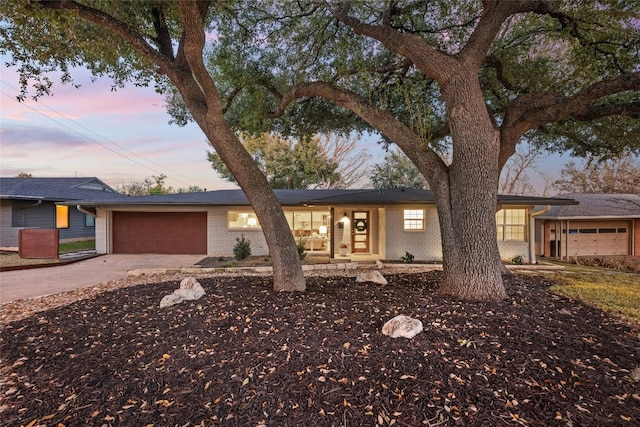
xmin=565 ymin=221 xmax=629 ymax=256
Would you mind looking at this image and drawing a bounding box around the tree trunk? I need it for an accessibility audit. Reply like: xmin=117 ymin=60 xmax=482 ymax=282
xmin=173 ymin=80 xmax=306 ymax=292
xmin=433 ymin=73 xmax=507 ymax=301
xmin=201 ymin=117 xmax=306 ymax=292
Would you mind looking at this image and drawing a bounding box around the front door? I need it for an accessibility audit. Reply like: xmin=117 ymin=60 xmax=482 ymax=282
xmin=351 ymin=211 xmax=370 ymax=253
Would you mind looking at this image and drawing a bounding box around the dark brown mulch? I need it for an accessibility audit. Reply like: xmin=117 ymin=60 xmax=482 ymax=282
xmin=1 ymin=272 xmax=639 ymax=426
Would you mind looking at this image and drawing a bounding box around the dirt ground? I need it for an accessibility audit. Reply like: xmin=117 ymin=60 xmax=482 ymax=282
xmin=1 ymin=271 xmax=639 ymax=426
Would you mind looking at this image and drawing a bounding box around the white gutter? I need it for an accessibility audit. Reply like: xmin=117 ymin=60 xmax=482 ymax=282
xmin=24 ymin=199 xmax=43 ymax=209
xmin=529 ymin=205 xmax=551 ymax=264
xmin=76 ymin=205 xmax=96 ymax=217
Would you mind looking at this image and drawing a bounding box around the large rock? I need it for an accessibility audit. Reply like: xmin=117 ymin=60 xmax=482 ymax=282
xmin=382 ymin=315 xmax=423 ymax=339
xmin=160 ymin=293 xmax=185 ymax=308
xmin=159 ymin=277 xmax=205 ymax=308
xmin=355 ymin=270 xmax=388 ymax=285
xmin=176 ymin=277 xmax=205 ymax=300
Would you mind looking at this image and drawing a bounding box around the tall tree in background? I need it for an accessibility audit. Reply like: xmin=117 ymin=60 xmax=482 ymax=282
xmin=206 ymin=1 xmax=639 ymax=300
xmin=208 ymin=132 xmax=370 ymax=189
xmin=315 ymin=133 xmax=371 ymax=189
xmin=370 ymin=149 xmax=427 ymax=189
xmin=553 ymin=156 xmax=640 ymax=194
xmin=208 ymin=133 xmax=340 ymax=189
xmin=117 ymin=175 xmax=173 ymax=196
xmin=116 ymin=175 xmax=203 ymax=195
xmin=498 ymin=143 xmax=546 ymax=196
xmin=0 ymin=1 xmax=305 ymax=291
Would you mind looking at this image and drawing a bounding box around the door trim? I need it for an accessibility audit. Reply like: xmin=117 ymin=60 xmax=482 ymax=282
xmin=351 ymin=211 xmax=370 ymax=253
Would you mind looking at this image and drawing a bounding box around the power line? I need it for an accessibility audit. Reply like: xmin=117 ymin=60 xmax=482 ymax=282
xmin=0 ymin=80 xmax=210 ymax=188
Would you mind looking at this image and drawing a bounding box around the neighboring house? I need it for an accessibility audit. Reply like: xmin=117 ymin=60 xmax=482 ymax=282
xmin=62 ymin=188 xmax=574 ymax=263
xmin=535 ymin=193 xmax=640 ymax=259
xmin=0 ymin=177 xmax=126 ymax=249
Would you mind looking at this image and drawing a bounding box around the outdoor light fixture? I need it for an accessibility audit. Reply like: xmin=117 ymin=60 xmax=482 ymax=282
xmin=342 ymin=212 xmax=350 ymax=224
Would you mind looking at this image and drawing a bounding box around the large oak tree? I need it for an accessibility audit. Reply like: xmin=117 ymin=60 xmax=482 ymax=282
xmin=208 ymin=0 xmax=640 ymax=300
xmin=4 ymin=1 xmax=639 ymax=301
xmin=0 ymin=0 xmax=306 ymax=291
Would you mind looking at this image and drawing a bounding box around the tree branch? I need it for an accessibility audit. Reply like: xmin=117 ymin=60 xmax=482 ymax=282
xmin=271 ymin=82 xmax=448 ymax=181
xmin=499 ymin=72 xmax=640 ymax=167
xmin=484 ymin=54 xmax=517 ymax=92
xmin=151 ymin=4 xmax=175 ymax=60
xmin=37 ymin=0 xmax=174 ymax=74
xmin=458 ymin=0 xmax=551 ymax=68
xmin=176 ymin=1 xmax=221 ymax=116
xmin=328 ymin=3 xmax=456 ymax=84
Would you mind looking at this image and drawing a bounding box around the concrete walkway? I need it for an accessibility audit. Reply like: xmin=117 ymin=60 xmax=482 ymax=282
xmin=0 ymin=254 xmax=204 ymax=304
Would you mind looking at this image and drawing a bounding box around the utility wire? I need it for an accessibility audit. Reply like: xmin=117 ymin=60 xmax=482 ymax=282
xmin=1 ymin=81 xmax=210 ymax=189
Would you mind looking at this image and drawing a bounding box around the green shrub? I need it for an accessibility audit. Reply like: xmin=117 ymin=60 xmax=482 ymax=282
xmin=296 ymin=237 xmax=307 ymax=260
xmin=511 ymin=255 xmax=524 ymax=265
xmin=233 ymin=234 xmax=251 ymax=260
xmin=401 ymin=251 xmax=415 ymax=263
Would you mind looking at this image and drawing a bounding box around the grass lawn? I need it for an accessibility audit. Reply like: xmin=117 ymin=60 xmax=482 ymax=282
xmin=58 ymin=239 xmax=95 ymax=253
xmin=547 ymin=262 xmax=640 ymax=328
xmin=0 ymin=240 xmax=95 ymax=268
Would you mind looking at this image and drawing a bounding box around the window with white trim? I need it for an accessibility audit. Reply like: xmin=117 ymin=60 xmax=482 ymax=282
xmin=496 ymin=208 xmax=526 ymax=241
xmin=228 ymin=211 xmax=260 ymax=229
xmin=403 ymin=209 xmax=424 ymax=230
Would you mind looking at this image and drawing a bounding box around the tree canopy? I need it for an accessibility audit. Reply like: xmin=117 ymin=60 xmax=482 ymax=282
xmin=203 ymin=0 xmax=639 ymax=300
xmin=370 ymin=149 xmax=427 ymax=189
xmin=2 ymin=0 xmax=638 ymax=301
xmin=208 ymin=133 xmax=340 ymax=189
xmin=1 ymin=0 xmax=307 ymax=292
xmin=553 ymin=155 xmax=640 ymax=194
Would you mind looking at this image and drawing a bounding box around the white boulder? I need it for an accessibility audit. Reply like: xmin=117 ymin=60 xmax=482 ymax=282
xmin=160 ymin=293 xmax=185 ymax=308
xmin=159 ymin=277 xmax=205 ymax=308
xmin=176 ymin=277 xmax=205 ymax=300
xmin=382 ymin=315 xmax=423 ymax=339
xmin=355 ymin=270 xmax=388 ymax=285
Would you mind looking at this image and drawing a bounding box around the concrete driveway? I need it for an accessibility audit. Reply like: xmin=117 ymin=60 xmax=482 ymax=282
xmin=0 ymin=254 xmax=204 ymax=304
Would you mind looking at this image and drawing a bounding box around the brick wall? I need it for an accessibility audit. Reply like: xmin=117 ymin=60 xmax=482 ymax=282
xmin=19 ymin=228 xmax=59 ymax=259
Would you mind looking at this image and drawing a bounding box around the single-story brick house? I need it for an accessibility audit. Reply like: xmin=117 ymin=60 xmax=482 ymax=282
xmin=0 ymin=177 xmax=124 ymax=250
xmin=62 ymin=188 xmax=574 ymax=263
xmin=535 ymin=193 xmax=640 ymax=259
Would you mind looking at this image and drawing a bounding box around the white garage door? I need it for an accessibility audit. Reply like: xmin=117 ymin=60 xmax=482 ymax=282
xmin=565 ymin=221 xmax=629 ymax=256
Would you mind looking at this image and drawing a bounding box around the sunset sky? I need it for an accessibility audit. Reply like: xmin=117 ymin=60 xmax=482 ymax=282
xmin=1 ymin=61 xmax=569 ymax=194
xmin=1 ymin=63 xmax=237 ymax=191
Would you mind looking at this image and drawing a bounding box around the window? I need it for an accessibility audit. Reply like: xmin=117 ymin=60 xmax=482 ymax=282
xmin=403 ymin=209 xmax=424 ymax=230
xmin=56 ymin=205 xmax=69 ymax=229
xmin=85 ymin=214 xmax=95 ymax=227
xmin=496 ymin=208 xmax=526 ymax=241
xmin=228 ymin=211 xmax=260 ymax=229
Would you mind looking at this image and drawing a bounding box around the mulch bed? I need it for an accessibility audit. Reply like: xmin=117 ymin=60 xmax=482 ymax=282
xmin=1 ymin=272 xmax=639 ymax=426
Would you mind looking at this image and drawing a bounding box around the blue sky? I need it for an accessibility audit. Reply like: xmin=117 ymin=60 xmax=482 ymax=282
xmin=1 ymin=62 xmax=571 ymax=194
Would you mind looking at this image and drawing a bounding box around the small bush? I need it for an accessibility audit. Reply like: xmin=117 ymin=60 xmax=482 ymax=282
xmin=233 ymin=234 xmax=251 ymax=260
xmin=511 ymin=255 xmax=525 ymax=265
xmin=401 ymin=251 xmax=415 ymax=264
xmin=296 ymin=237 xmax=307 ymax=260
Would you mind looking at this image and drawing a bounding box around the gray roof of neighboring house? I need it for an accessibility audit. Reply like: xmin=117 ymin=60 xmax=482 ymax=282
xmin=0 ymin=177 xmax=125 ymax=202
xmin=60 ymin=187 xmax=577 ymax=207
xmin=537 ymin=193 xmax=640 ymax=219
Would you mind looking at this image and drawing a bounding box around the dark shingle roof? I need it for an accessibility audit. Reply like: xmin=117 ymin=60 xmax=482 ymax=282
xmin=0 ymin=177 xmax=124 ymax=202
xmin=537 ymin=193 xmax=640 ymax=219
xmin=60 ymin=187 xmax=576 ymax=207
